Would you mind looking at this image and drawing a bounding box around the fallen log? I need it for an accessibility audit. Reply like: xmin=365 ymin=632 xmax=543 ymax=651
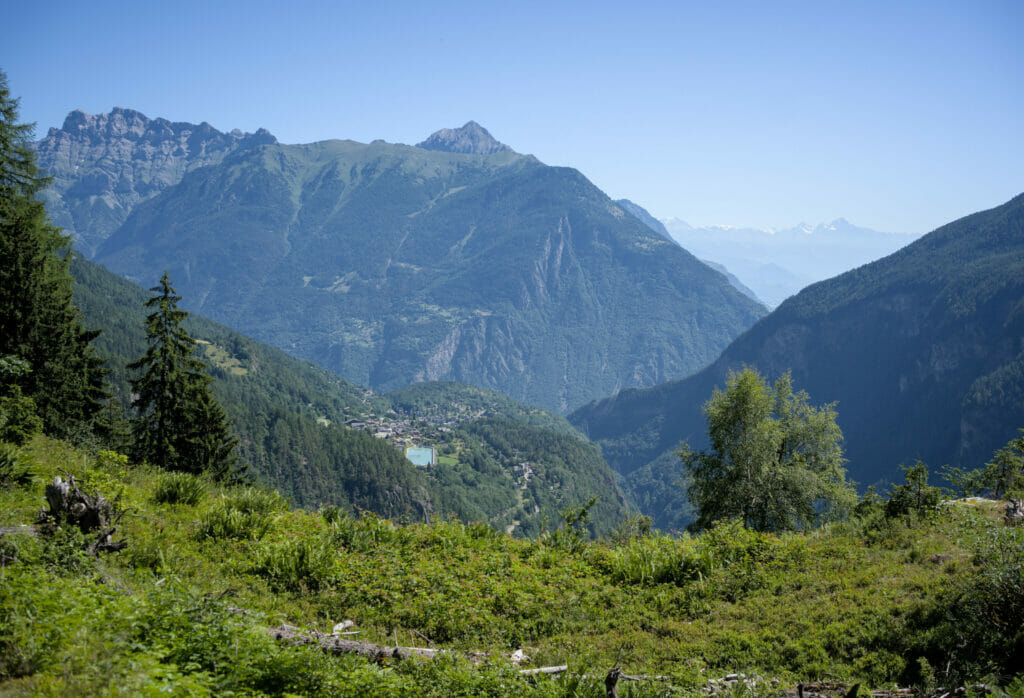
xmin=268 ymin=624 xmax=442 ymax=660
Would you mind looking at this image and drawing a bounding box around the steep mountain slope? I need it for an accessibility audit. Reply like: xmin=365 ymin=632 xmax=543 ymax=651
xmin=33 ymin=108 xmax=274 ymax=256
xmin=90 ymin=122 xmax=764 ymax=412
xmin=72 ymin=256 xmax=628 ymax=533
xmin=572 ymin=193 xmax=1024 ymax=524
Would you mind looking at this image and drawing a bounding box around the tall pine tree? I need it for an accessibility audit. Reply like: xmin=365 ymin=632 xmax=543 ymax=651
xmin=129 ymin=272 xmax=242 ymax=480
xmin=0 ymin=70 xmax=107 ymax=439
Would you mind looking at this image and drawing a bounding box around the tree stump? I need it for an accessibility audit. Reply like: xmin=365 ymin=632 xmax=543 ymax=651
xmin=41 ymin=476 xmax=127 ymax=554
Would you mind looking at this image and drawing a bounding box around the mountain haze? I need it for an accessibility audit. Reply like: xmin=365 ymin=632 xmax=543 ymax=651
xmin=43 ymin=112 xmax=766 ymax=412
xmin=663 ymin=217 xmax=920 ymax=307
xmin=573 ymin=193 xmax=1024 ymax=524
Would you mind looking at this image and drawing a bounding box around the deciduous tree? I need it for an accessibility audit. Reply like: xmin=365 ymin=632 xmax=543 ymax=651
xmin=680 ymin=368 xmax=855 ymax=531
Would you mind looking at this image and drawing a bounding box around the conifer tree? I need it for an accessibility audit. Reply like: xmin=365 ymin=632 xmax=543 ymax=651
xmin=0 ymin=70 xmax=107 ymax=439
xmin=129 ymin=272 xmax=241 ymax=480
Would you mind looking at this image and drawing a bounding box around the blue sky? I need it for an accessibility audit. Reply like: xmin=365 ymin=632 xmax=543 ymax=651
xmin=4 ymin=0 xmax=1021 ymax=234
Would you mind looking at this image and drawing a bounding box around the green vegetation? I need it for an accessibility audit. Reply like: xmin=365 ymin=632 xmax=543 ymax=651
xmin=2 ymin=435 xmax=1022 ymax=694
xmin=70 ymin=255 xmax=627 ymax=533
xmin=572 ymin=192 xmax=1024 ymax=522
xmin=0 ymin=71 xmax=107 ymax=442
xmin=681 ymin=369 xmax=855 ymax=532
xmin=67 ymin=122 xmax=764 ymax=412
xmin=387 ymin=381 xmax=580 ymax=436
xmin=129 ymin=272 xmax=241 ymax=480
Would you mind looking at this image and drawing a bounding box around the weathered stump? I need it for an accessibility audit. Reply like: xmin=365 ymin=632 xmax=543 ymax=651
xmin=40 ymin=476 xmax=127 ymax=554
xmin=1005 ymin=498 xmax=1023 ymax=526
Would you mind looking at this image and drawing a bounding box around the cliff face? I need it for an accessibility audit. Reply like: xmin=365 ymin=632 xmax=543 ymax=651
xmin=34 ymin=108 xmax=275 ymax=256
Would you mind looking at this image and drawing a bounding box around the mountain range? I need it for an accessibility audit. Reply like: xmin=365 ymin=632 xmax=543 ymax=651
xmin=36 ymin=111 xmax=765 ymax=413
xmin=662 ymin=217 xmax=921 ymax=307
xmin=571 ymin=192 xmax=1024 ymax=528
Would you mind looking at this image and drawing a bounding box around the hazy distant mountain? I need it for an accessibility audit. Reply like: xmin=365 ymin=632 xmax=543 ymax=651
xmin=617 ymin=199 xmax=764 ymax=306
xmin=33 ymin=108 xmax=275 ymax=256
xmin=416 ymin=121 xmax=513 ymax=155
xmin=70 ymin=114 xmax=765 ymax=412
xmin=572 ymin=193 xmax=1024 ymax=527
xmin=662 ymin=217 xmax=920 ymax=307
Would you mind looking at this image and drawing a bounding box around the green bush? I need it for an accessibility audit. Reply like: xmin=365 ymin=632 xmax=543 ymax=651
xmin=887 ymin=461 xmax=942 ymax=518
xmin=0 ymin=388 xmax=42 ymax=446
xmin=0 ymin=442 xmax=32 ymax=489
xmin=152 ymin=471 xmax=206 ymax=506
xmin=195 ymin=487 xmax=288 ymax=540
xmin=253 ymin=535 xmax=338 ymax=592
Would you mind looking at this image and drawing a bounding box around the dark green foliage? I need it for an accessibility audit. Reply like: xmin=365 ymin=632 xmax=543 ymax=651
xmin=128 ymin=272 xmax=241 ymax=479
xmin=0 ymin=357 xmax=42 ymax=445
xmin=0 ymin=72 xmax=107 ymax=440
xmin=981 ymin=428 xmax=1024 ymax=497
xmin=572 ymin=193 xmax=1024 ymax=525
xmin=71 ymin=255 xmax=438 ymax=519
xmin=885 ymin=462 xmax=942 ymax=518
xmin=682 ymin=368 xmax=855 ymax=532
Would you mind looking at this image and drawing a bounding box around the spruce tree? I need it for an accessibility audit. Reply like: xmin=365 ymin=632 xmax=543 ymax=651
xmin=129 ymin=272 xmax=241 ymax=479
xmin=0 ymin=70 xmax=107 ymax=439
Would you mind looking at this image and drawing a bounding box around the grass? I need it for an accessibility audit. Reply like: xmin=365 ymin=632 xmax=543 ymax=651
xmin=0 ymin=434 xmax=1020 ymax=695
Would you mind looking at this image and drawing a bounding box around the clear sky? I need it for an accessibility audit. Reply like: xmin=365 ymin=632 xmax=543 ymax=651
xmin=4 ymin=0 xmax=1021 ymax=234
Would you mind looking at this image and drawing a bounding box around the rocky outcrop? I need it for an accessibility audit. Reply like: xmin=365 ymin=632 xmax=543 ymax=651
xmin=416 ymin=121 xmax=513 ymax=155
xmin=33 ymin=108 xmax=275 ymax=256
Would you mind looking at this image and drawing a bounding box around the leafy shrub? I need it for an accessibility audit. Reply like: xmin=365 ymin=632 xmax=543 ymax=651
xmin=195 ymin=487 xmax=287 ymax=540
xmin=327 ymin=511 xmax=401 ymax=552
xmin=0 ymin=441 xmax=32 ymax=489
xmin=886 ymin=461 xmax=942 ymax=518
xmin=606 ymin=533 xmax=703 ymax=586
xmin=253 ymin=535 xmax=338 ymax=591
xmin=152 ymin=471 xmax=206 ymax=506
xmin=930 ymin=515 xmax=1024 ymax=680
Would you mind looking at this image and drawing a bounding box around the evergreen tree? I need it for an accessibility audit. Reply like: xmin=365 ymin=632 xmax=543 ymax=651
xmin=0 ymin=70 xmax=107 ymax=439
xmin=129 ymin=272 xmax=241 ymax=479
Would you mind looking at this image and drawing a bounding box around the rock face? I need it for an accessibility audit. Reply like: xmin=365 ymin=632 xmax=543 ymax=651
xmin=33 ymin=108 xmax=275 ymax=256
xmin=572 ymin=193 xmax=1024 ymax=525
xmin=90 ymin=133 xmax=765 ymax=413
xmin=416 ymin=121 xmax=513 ymax=155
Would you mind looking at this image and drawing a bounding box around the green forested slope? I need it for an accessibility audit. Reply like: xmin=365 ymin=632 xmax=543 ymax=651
xmin=572 ymin=193 xmax=1024 ymax=527
xmin=72 ymin=256 xmax=627 ymax=533
xmin=82 ymin=128 xmax=763 ymax=412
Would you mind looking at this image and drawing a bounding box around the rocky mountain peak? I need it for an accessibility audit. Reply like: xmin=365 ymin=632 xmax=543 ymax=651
xmin=416 ymin=121 xmax=513 ymax=155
